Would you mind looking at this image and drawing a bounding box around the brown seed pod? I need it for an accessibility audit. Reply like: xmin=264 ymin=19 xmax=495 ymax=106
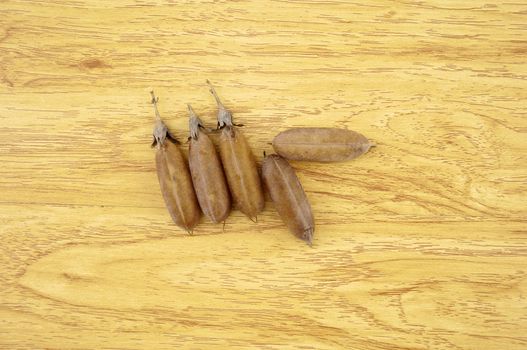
xmin=262 ymin=153 xmax=314 ymax=246
xmin=207 ymin=80 xmax=264 ymax=222
xmin=150 ymin=91 xmax=201 ymax=233
xmin=187 ymin=104 xmax=231 ymax=224
xmin=273 ymin=127 xmax=374 ymax=162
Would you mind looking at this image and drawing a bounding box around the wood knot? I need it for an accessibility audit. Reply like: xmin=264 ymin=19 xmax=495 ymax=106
xmin=78 ymin=58 xmax=111 ymax=70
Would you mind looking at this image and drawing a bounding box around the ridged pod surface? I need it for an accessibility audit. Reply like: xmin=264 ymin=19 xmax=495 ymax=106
xmin=151 ymin=92 xmax=201 ymax=233
xmin=273 ymin=127 xmax=374 ymax=162
xmin=262 ymin=154 xmax=314 ymax=245
xmin=188 ymin=104 xmax=231 ymax=223
xmin=207 ymin=81 xmax=264 ymax=221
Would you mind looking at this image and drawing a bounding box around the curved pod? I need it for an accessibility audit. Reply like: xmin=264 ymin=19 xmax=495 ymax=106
xmin=188 ymin=105 xmax=231 ymax=223
xmin=150 ymin=92 xmax=201 ymax=233
xmin=207 ymin=80 xmax=264 ymax=221
xmin=273 ymin=127 xmax=374 ymax=162
xmin=262 ymin=154 xmax=314 ymax=245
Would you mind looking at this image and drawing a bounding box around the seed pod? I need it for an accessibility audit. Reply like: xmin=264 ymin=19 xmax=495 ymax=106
xmin=273 ymin=127 xmax=374 ymax=162
xmin=187 ymin=104 xmax=231 ymax=224
xmin=262 ymin=154 xmax=314 ymax=246
xmin=207 ymin=80 xmax=264 ymax=221
xmin=150 ymin=91 xmax=201 ymax=233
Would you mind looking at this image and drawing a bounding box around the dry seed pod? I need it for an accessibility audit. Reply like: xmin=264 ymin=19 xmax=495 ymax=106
xmin=273 ymin=127 xmax=374 ymax=162
xmin=187 ymin=104 xmax=231 ymax=224
xmin=262 ymin=153 xmax=314 ymax=246
xmin=150 ymin=91 xmax=201 ymax=233
xmin=207 ymin=80 xmax=264 ymax=221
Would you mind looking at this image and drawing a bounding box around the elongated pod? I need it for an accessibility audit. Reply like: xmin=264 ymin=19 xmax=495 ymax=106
xmin=207 ymin=80 xmax=264 ymax=221
xmin=188 ymin=104 xmax=231 ymax=223
xmin=150 ymin=91 xmax=201 ymax=233
xmin=273 ymin=127 xmax=374 ymax=162
xmin=262 ymin=154 xmax=314 ymax=246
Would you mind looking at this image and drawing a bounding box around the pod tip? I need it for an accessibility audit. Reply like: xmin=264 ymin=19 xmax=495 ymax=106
xmin=303 ymin=228 xmax=314 ymax=247
xmin=362 ymin=142 xmax=376 ymax=154
xmin=187 ymin=103 xmax=196 ymax=115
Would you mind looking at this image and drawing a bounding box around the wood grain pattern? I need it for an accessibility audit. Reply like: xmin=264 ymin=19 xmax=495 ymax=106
xmin=1 ymin=1 xmax=526 ymax=349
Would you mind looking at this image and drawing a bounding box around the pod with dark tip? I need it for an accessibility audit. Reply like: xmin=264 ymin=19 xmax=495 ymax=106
xmin=187 ymin=104 xmax=231 ymax=224
xmin=262 ymin=153 xmax=314 ymax=246
xmin=207 ymin=80 xmax=264 ymax=222
xmin=150 ymin=91 xmax=201 ymax=233
xmin=273 ymin=127 xmax=374 ymax=162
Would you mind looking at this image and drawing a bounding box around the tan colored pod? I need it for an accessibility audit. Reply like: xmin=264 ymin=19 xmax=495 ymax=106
xmin=187 ymin=104 xmax=231 ymax=224
xmin=207 ymin=80 xmax=264 ymax=221
xmin=273 ymin=127 xmax=374 ymax=162
xmin=262 ymin=154 xmax=314 ymax=246
xmin=150 ymin=92 xmax=201 ymax=233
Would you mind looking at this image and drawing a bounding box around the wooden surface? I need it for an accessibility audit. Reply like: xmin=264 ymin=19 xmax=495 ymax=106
xmin=1 ymin=1 xmax=526 ymax=349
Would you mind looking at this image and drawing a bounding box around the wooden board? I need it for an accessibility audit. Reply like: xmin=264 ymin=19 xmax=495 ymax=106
xmin=1 ymin=1 xmax=526 ymax=349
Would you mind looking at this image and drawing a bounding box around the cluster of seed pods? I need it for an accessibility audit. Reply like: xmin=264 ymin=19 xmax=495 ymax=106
xmin=149 ymin=82 xmax=374 ymax=245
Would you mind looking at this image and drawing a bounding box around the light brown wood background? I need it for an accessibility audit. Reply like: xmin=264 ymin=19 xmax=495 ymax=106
xmin=1 ymin=1 xmax=526 ymax=349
